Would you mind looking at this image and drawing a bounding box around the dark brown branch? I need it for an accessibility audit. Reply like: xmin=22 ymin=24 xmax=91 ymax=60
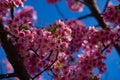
xmin=101 ymin=45 xmax=109 ymax=53
xmin=32 ymin=51 xmax=58 ymax=79
xmin=45 ymin=50 xmax=53 ymax=60
xmin=84 ymin=0 xmax=106 ymax=28
xmin=0 ymin=19 xmax=32 ymax=80
xmin=0 ymin=27 xmax=18 ymax=39
xmin=84 ymin=0 xmax=120 ymax=55
xmin=10 ymin=2 xmax=14 ymax=19
xmin=79 ymin=0 xmax=90 ymax=6
xmin=50 ymin=68 xmax=57 ymax=76
xmin=28 ymin=48 xmax=39 ymax=57
xmin=46 ymin=72 xmax=53 ymax=78
xmin=78 ymin=14 xmax=93 ymax=20
xmin=114 ymin=46 xmax=120 ymax=55
xmin=0 ymin=73 xmax=17 ymax=79
xmin=103 ymin=0 xmax=110 ymax=12
xmin=101 ymin=36 xmax=120 ymax=53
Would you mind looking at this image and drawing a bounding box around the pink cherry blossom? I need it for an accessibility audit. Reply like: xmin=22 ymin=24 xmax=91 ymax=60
xmin=66 ymin=19 xmax=87 ymax=53
xmin=0 ymin=0 xmax=10 ymax=17
xmin=66 ymin=0 xmax=84 ymax=12
xmin=1 ymin=1 xmax=120 ymax=79
xmin=0 ymin=0 xmax=26 ymax=17
xmin=102 ymin=4 xmax=120 ymax=25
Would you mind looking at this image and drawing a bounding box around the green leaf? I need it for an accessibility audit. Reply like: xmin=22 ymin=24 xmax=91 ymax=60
xmin=46 ymin=25 xmax=58 ymax=34
xmin=19 ymin=26 xmax=29 ymax=30
xmin=51 ymin=25 xmax=58 ymax=34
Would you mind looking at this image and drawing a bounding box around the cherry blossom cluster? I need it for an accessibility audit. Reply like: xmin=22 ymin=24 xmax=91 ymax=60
xmin=66 ymin=19 xmax=87 ymax=53
xmin=50 ymin=25 xmax=120 ymax=80
xmin=102 ymin=4 xmax=120 ymax=25
xmin=3 ymin=9 xmax=120 ymax=78
xmin=5 ymin=6 xmax=36 ymax=37
xmin=11 ymin=0 xmax=26 ymax=7
xmin=0 ymin=0 xmax=26 ymax=18
xmin=46 ymin=0 xmax=84 ymax=12
xmin=0 ymin=0 xmax=10 ymax=17
xmin=0 ymin=1 xmax=120 ymax=80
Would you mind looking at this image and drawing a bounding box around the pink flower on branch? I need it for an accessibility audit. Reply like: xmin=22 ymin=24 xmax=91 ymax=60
xmin=66 ymin=0 xmax=84 ymax=12
xmin=0 ymin=0 xmax=26 ymax=18
xmin=9 ymin=0 xmax=26 ymax=7
xmin=0 ymin=1 xmax=120 ymax=79
xmin=102 ymin=4 xmax=120 ymax=25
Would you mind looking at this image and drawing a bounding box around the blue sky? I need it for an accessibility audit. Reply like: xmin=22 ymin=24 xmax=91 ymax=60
xmin=0 ymin=0 xmax=120 ymax=80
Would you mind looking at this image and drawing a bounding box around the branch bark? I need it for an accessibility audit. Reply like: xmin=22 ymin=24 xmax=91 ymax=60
xmin=103 ymin=0 xmax=110 ymax=12
xmin=32 ymin=51 xmax=58 ymax=79
xmin=0 ymin=73 xmax=17 ymax=79
xmin=0 ymin=19 xmax=32 ymax=80
xmin=84 ymin=0 xmax=120 ymax=55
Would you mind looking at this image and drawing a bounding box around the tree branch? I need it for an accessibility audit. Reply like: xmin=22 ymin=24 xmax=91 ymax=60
xmin=55 ymin=4 xmax=66 ymax=20
xmin=84 ymin=0 xmax=120 ymax=55
xmin=45 ymin=50 xmax=53 ymax=60
xmin=32 ymin=51 xmax=59 ymax=79
xmin=78 ymin=14 xmax=93 ymax=20
xmin=10 ymin=2 xmax=14 ymax=19
xmin=0 ymin=73 xmax=17 ymax=79
xmin=0 ymin=19 xmax=32 ymax=80
xmin=0 ymin=27 xmax=18 ymax=39
xmin=84 ymin=0 xmax=106 ymax=28
xmin=28 ymin=48 xmax=39 ymax=57
xmin=103 ymin=0 xmax=110 ymax=12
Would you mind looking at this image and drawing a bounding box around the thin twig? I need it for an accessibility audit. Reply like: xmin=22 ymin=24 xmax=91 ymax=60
xmin=103 ymin=0 xmax=110 ymax=12
xmin=50 ymin=68 xmax=57 ymax=77
xmin=101 ymin=36 xmax=120 ymax=53
xmin=78 ymin=14 xmax=92 ymax=20
xmin=32 ymin=51 xmax=59 ymax=79
xmin=0 ymin=19 xmax=32 ymax=80
xmin=46 ymin=72 xmax=53 ymax=78
xmin=101 ymin=45 xmax=109 ymax=53
xmin=10 ymin=2 xmax=14 ymax=19
xmin=0 ymin=28 xmax=18 ymax=39
xmin=55 ymin=4 xmax=66 ymax=20
xmin=84 ymin=0 xmax=120 ymax=54
xmin=45 ymin=50 xmax=53 ymax=60
xmin=79 ymin=0 xmax=90 ymax=6
xmin=28 ymin=48 xmax=39 ymax=57
xmin=0 ymin=73 xmax=17 ymax=79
